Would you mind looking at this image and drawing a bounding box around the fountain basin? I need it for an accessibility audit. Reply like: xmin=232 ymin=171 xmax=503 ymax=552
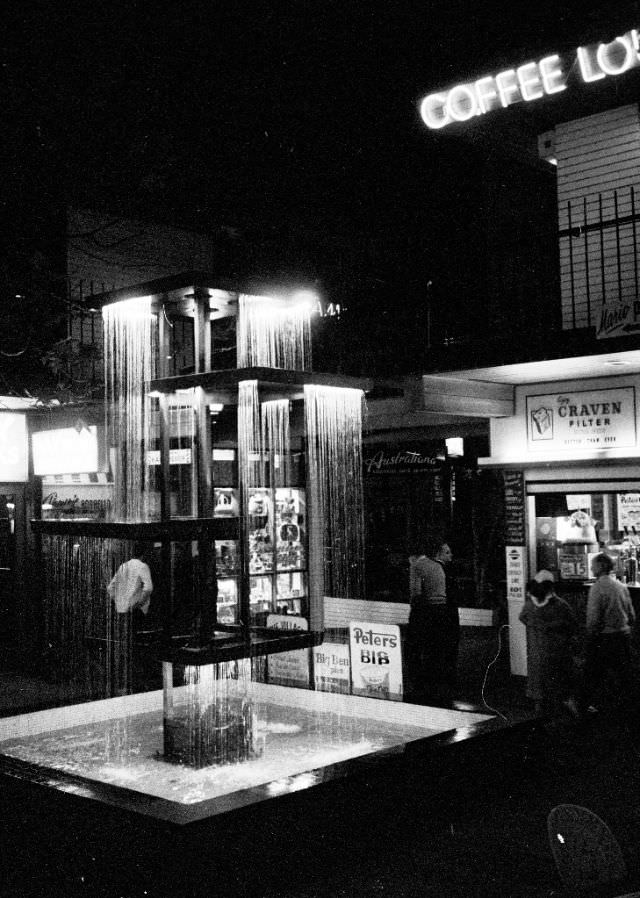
xmin=0 ymin=685 xmax=492 ymax=825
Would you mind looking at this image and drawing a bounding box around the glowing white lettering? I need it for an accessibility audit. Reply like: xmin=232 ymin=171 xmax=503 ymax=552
xmin=577 ymin=32 xmax=640 ymax=82
xmin=419 ymin=93 xmax=449 ymax=129
xmin=420 ymin=29 xmax=640 ymax=131
xmin=447 ymin=84 xmax=477 ymax=121
xmin=475 ymin=76 xmax=499 ymax=113
xmin=577 ymin=45 xmax=605 ymax=81
xmin=539 ymin=54 xmax=566 ymax=94
xmin=495 ymin=69 xmax=520 ymax=107
xmin=420 ymin=53 xmax=567 ymax=130
xmin=597 ymin=35 xmax=635 ymax=75
xmin=517 ymin=61 xmax=544 ymax=100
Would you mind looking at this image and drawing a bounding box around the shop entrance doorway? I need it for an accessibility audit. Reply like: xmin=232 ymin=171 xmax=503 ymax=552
xmin=0 ymin=488 xmax=24 ymax=645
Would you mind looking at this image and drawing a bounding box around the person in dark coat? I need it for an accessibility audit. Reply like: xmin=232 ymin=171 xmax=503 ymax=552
xmin=520 ymin=577 xmax=578 ymax=717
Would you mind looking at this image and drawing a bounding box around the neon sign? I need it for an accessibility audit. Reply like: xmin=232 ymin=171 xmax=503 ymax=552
xmin=420 ymin=29 xmax=640 ymax=130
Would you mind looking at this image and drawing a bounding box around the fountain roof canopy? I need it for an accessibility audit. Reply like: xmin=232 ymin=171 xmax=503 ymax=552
xmin=148 ymin=366 xmax=373 ymax=400
xmin=87 ymin=271 xmax=321 ymax=319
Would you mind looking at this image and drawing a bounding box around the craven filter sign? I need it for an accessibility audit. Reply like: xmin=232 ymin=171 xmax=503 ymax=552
xmin=526 ymin=387 xmax=636 ymax=451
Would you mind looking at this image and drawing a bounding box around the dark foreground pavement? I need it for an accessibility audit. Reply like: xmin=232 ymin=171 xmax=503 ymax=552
xmin=0 ymin=625 xmax=639 ymax=898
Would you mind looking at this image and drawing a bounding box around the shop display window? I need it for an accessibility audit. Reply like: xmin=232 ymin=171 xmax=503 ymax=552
xmin=247 ymin=486 xmax=308 ymax=619
xmin=213 ymin=540 xmax=240 ymax=623
xmin=250 ymin=575 xmax=273 ymax=622
xmin=214 ymin=488 xmax=239 ymax=518
xmin=209 ymin=475 xmax=309 ymax=624
xmin=533 ymin=490 xmax=640 ymax=585
xmin=216 ymin=539 xmax=239 ymax=576
xmin=216 ymin=578 xmax=238 ymax=623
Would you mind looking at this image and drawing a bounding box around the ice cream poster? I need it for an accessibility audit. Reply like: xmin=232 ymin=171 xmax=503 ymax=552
xmin=349 ymin=621 xmax=403 ymax=701
xmin=617 ymin=493 xmax=640 ymax=530
xmin=526 ymin=387 xmax=636 ymax=452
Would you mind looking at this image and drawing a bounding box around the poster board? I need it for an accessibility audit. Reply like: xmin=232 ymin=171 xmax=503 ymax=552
xmin=266 ymin=615 xmax=310 ymax=688
xmin=349 ymin=621 xmax=403 ymax=701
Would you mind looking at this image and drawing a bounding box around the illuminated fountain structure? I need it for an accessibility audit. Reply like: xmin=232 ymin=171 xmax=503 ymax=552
xmin=12 ymin=273 xmax=494 ymax=820
xmin=32 ymin=277 xmax=373 ymax=770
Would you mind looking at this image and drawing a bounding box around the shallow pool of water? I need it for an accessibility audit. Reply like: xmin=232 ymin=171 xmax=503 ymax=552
xmin=0 ymin=684 xmax=491 ymax=821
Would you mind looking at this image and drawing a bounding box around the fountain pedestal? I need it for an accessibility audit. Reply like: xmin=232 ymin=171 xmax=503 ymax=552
xmin=163 ymin=695 xmax=261 ymax=768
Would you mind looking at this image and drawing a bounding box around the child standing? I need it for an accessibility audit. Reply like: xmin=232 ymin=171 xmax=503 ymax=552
xmin=520 ymin=577 xmax=578 ymax=717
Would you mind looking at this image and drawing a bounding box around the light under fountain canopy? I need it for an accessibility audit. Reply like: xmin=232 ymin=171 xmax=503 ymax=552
xmin=147 ymin=365 xmax=373 ymax=401
xmin=85 ymin=270 xmax=321 ymax=319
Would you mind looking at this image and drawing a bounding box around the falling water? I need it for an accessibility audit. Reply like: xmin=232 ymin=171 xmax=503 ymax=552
xmin=42 ymin=535 xmax=135 ymax=702
xmin=261 ymin=399 xmax=290 ymax=488
xmin=164 ymin=660 xmax=261 ymax=767
xmin=102 ymin=297 xmax=157 ymax=521
xmin=237 ymin=294 xmax=312 ymax=371
xmin=42 ymin=298 xmax=157 ymax=710
xmin=237 ymin=380 xmax=260 ymax=498
xmin=169 ymin=392 xmax=198 ymax=516
xmin=305 ymin=385 xmax=365 ymax=600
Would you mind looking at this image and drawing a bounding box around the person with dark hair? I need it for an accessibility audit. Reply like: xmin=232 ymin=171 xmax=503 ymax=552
xmin=406 ymin=535 xmax=458 ymax=705
xmin=579 ymin=552 xmax=636 ymax=716
xmin=520 ymin=577 xmax=578 ymax=717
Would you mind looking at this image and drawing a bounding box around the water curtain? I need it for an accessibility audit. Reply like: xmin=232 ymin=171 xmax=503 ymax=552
xmin=237 ymin=294 xmax=312 ymax=371
xmin=304 ymin=386 xmax=365 ymax=599
xmin=42 ymin=534 xmax=134 ymax=700
xmin=261 ymin=399 xmax=290 ymax=488
xmin=238 ymin=381 xmax=261 ymax=501
xmin=170 ymin=391 xmax=197 ymax=516
xmin=103 ymin=298 xmax=157 ymax=521
xmin=177 ymin=660 xmax=254 ymax=767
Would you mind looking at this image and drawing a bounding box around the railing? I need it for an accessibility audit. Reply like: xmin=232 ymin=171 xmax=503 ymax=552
xmin=560 ymin=183 xmax=640 ymax=331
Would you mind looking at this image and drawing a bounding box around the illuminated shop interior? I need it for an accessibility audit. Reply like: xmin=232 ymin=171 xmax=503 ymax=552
xmin=532 ymin=489 xmax=640 ymax=586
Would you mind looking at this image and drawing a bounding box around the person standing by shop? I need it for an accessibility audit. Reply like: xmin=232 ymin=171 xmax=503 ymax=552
xmin=519 ymin=577 xmax=578 ymax=717
xmin=579 ymin=552 xmax=636 ymax=717
xmin=406 ymin=535 xmax=458 ymax=705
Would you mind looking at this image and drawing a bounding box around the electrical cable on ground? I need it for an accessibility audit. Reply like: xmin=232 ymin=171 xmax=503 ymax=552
xmin=481 ymin=623 xmax=510 ymax=720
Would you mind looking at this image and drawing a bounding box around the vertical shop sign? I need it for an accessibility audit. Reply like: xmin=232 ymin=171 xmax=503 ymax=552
xmin=503 ymin=470 xmax=526 ymax=545
xmin=349 ymin=621 xmax=403 ymax=701
xmin=266 ymin=615 xmax=310 ymax=688
xmin=505 ymin=545 xmax=527 ymax=676
xmin=313 ymin=641 xmax=351 ymax=693
xmin=505 ymin=546 xmax=526 ymax=602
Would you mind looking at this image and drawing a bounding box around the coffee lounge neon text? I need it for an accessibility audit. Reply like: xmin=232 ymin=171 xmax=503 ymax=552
xmin=420 ymin=29 xmax=640 ymax=130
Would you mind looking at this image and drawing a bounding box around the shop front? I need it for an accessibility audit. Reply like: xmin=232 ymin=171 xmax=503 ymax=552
xmin=0 ymin=410 xmax=30 ymax=646
xmin=363 ymin=436 xmax=499 ymax=607
xmin=480 ymin=369 xmax=640 ymax=673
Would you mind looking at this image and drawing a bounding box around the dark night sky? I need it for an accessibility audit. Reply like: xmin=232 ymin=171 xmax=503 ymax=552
xmin=3 ymin=2 xmax=640 ymax=285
